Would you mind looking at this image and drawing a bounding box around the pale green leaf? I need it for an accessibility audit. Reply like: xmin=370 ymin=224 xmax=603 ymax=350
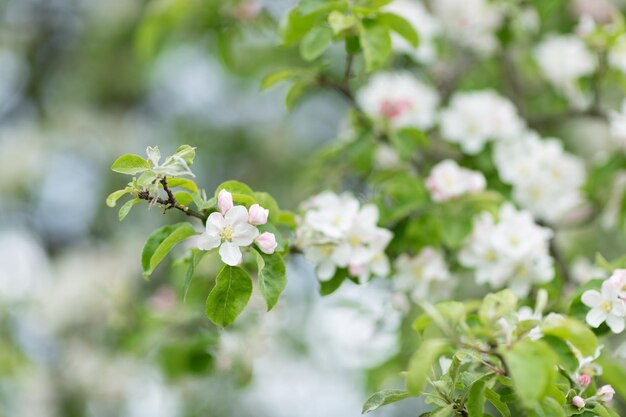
xmin=206 ymin=266 xmax=253 ymax=327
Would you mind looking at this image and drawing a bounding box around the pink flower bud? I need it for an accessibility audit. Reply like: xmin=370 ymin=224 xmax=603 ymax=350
xmin=248 ymin=203 xmax=269 ymax=225
xmin=597 ymin=385 xmax=615 ymax=402
xmin=578 ymin=374 xmax=591 ymax=388
xmin=256 ymin=232 xmax=277 ymax=254
xmin=218 ymin=189 xmax=233 ymax=214
xmin=572 ymin=396 xmax=585 ymax=408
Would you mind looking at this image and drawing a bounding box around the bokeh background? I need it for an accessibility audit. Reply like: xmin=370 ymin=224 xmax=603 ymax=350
xmin=3 ymin=0 xmax=626 ymax=416
xmin=0 ymin=1 xmax=403 ymax=416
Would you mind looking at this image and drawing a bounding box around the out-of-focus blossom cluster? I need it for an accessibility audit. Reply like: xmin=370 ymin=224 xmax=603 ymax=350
xmin=494 ymin=132 xmax=587 ymax=223
xmin=425 ymin=159 xmax=486 ymax=202
xmin=459 ymin=204 xmax=554 ymax=297
xmin=295 ymin=192 xmax=392 ymax=283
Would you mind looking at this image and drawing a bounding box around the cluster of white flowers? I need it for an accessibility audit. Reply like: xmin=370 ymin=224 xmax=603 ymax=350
xmin=533 ymin=34 xmax=596 ymax=107
xmin=431 ymin=0 xmax=504 ymax=55
xmin=392 ymin=247 xmax=455 ymax=305
xmin=459 ymin=203 xmax=554 ymax=297
xmin=384 ymin=0 xmax=440 ymax=63
xmin=196 ymin=189 xmax=277 ymax=266
xmin=356 ymin=72 xmax=439 ymax=132
xmin=296 ymin=191 xmax=392 ymax=283
xmin=425 ymin=159 xmax=486 ymax=202
xmin=439 ymin=90 xmax=525 ymax=154
xmin=582 ymin=269 xmax=626 ymax=334
xmin=493 ymin=132 xmax=586 ymax=223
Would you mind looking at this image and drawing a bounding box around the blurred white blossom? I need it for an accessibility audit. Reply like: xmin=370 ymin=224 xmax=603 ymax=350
xmin=425 ymin=159 xmax=486 ymax=202
xmin=393 ymin=247 xmax=454 ymax=303
xmin=494 ymin=132 xmax=586 ymax=223
xmin=459 ymin=204 xmax=554 ymax=297
xmin=440 ymin=90 xmax=525 ymax=154
xmin=357 ymin=72 xmax=439 ymax=131
xmin=384 ymin=0 xmax=440 ymax=63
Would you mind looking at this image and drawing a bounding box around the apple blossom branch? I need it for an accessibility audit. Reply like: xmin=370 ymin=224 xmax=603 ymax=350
xmin=137 ymin=177 xmax=205 ymax=220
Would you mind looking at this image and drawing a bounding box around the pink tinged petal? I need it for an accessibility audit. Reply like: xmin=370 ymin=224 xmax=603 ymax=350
xmin=316 ymin=260 xmax=336 ymax=281
xmin=195 ymin=232 xmax=221 ymax=251
xmin=606 ymin=314 xmax=625 ymax=334
xmin=586 ymin=308 xmax=607 ymax=328
xmin=248 ymin=204 xmax=269 ymax=225
xmin=218 ymin=189 xmax=233 ymax=214
xmin=219 ymin=242 xmax=242 ymax=266
xmin=581 ymin=290 xmax=603 ymax=308
xmin=206 ymin=212 xmax=226 ymax=234
xmin=256 ymin=232 xmax=277 ymax=254
xmin=232 ymin=223 xmax=259 ymax=246
xmin=224 ymin=205 xmax=249 ymax=227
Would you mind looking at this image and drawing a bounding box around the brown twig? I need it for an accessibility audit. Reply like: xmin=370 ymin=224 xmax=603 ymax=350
xmin=137 ymin=177 xmax=205 ymax=221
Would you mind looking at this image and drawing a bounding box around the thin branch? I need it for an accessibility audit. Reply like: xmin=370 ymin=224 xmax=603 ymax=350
xmin=137 ymin=177 xmax=205 ymax=221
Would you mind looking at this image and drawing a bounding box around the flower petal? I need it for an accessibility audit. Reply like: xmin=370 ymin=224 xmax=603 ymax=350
xmin=224 ymin=205 xmax=249 ymax=226
xmin=219 ymin=242 xmax=242 ymax=266
xmin=606 ymin=314 xmax=625 ymax=334
xmin=232 ymin=223 xmax=259 ymax=246
xmin=206 ymin=212 xmax=226 ymax=234
xmin=581 ymin=290 xmax=602 ymax=308
xmin=317 ymin=260 xmax=336 ymax=281
xmin=195 ymin=232 xmax=221 ymax=251
xmin=586 ymin=308 xmax=607 ymax=328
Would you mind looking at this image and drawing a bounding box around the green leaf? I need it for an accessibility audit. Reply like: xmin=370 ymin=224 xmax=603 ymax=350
xmin=106 ymin=189 xmax=130 ymax=207
xmin=541 ymin=335 xmax=578 ymax=374
xmin=118 ymin=198 xmax=140 ymax=221
xmin=111 ymin=154 xmax=151 ymax=175
xmin=540 ymin=315 xmax=598 ymax=357
xmin=479 ymin=290 xmax=517 ymax=324
xmin=183 ymin=250 xmax=205 ymax=302
xmin=362 ymin=389 xmax=410 ymax=414
xmin=328 ymin=10 xmax=356 ymax=34
xmin=500 ymin=339 xmax=557 ymax=408
xmin=286 ymin=80 xmax=310 ymax=110
xmin=174 ymin=190 xmax=194 ymax=206
xmin=590 ymin=404 xmax=620 ymax=417
xmin=430 ymin=404 xmax=455 ymax=417
xmin=174 ymin=145 xmax=196 ymax=166
xmin=485 ymin=388 xmax=511 ymax=417
xmin=137 ymin=170 xmax=157 ymax=187
xmin=206 ymin=266 xmax=253 ymax=327
xmin=214 ymin=180 xmax=254 ymax=198
xmin=534 ymin=397 xmax=565 ymax=417
xmin=468 ymin=374 xmax=493 ymax=417
xmin=166 ymin=178 xmax=199 ymax=194
xmin=406 ymin=339 xmax=449 ymax=395
xmin=300 ymin=25 xmax=333 ymax=61
xmin=141 ymin=223 xmax=197 ymax=279
xmin=255 ymin=250 xmax=287 ymax=311
xmin=359 ymin=18 xmax=391 ymax=72
xmin=379 ymin=12 xmax=419 ymax=47
xmin=282 ymin=9 xmax=318 ymax=46
xmin=261 ymin=68 xmax=299 ymax=90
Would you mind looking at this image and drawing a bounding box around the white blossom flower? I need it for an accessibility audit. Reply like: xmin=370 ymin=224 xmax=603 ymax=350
xmin=572 ymin=257 xmax=608 ymax=284
xmin=459 ymin=203 xmax=554 ymax=297
xmin=296 ymin=191 xmax=392 ymax=282
xmin=597 ymin=385 xmax=616 ymax=402
xmin=493 ymin=132 xmax=586 ymax=222
xmin=581 ymin=280 xmax=626 ymax=333
xmin=357 ymin=72 xmax=439 ymax=131
xmin=384 ymin=0 xmax=441 ymax=63
xmin=196 ymin=190 xmax=265 ymax=265
xmin=393 ymin=247 xmax=454 ymax=302
xmin=607 ymin=269 xmax=626 ymax=299
xmin=307 ymin=282 xmax=401 ymax=369
xmin=256 ymin=231 xmax=277 ymax=255
xmin=534 ymin=34 xmax=596 ymax=107
xmin=439 ymin=90 xmax=525 ymax=154
xmin=431 ymin=0 xmax=504 ymax=55
xmin=426 ymin=159 xmax=486 ymax=202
